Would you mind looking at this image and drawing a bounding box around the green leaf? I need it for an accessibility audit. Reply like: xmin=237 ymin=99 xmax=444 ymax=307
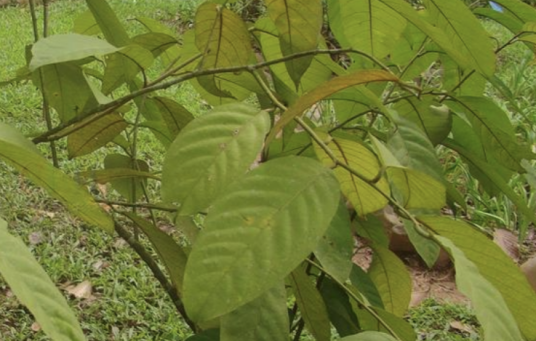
xmin=291 ymin=266 xmax=331 ymax=341
xmin=35 ymin=63 xmax=95 ymax=122
xmin=394 ymin=98 xmax=451 ymax=146
xmin=444 ymin=139 xmax=536 ymax=224
xmin=102 ymin=45 xmax=154 ymax=94
xmin=221 ymin=283 xmax=289 ymax=341
xmin=352 ymin=301 xmax=416 ymax=341
xmin=267 ymin=70 xmax=398 ymax=144
xmin=423 ymin=0 xmax=495 ymax=77
xmin=355 ymin=215 xmax=390 ymax=249
xmin=266 ymin=0 xmax=323 ymax=86
xmin=341 ymin=331 xmax=397 ymax=341
xmin=473 ymin=8 xmax=523 ymax=36
xmin=86 ymin=0 xmax=130 ymax=47
xmin=377 ymin=0 xmax=475 ymax=75
xmin=195 ymin=2 xmax=252 ymax=97
xmin=30 ymin=34 xmax=119 ymax=70
xmin=313 ymin=134 xmax=391 ymax=216
xmin=132 ymin=32 xmax=179 ymax=58
xmin=183 ymin=156 xmax=340 ymax=322
xmin=421 ymin=216 xmax=536 ymax=340
xmin=433 ymin=235 xmax=523 ymax=341
xmin=402 ymin=220 xmax=440 ymax=269
xmin=76 ymin=168 xmax=159 ymax=184
xmin=447 ymin=96 xmax=534 ymax=172
xmin=104 ymin=154 xmax=149 ymax=202
xmin=67 ymin=113 xmax=128 ymax=158
xmin=162 ymin=103 xmax=270 ymax=215
xmin=491 ymin=0 xmax=536 ymax=24
xmin=0 ymin=124 xmax=113 ymax=233
xmin=0 ymin=218 xmax=86 ymax=341
xmin=73 ymin=10 xmax=100 ymax=35
xmin=368 ymin=246 xmax=411 ymax=317
xmin=320 ymin=278 xmax=360 ymax=337
xmin=153 ymin=96 xmax=195 ymax=139
xmin=315 ymin=200 xmax=354 ymax=283
xmin=349 ymin=264 xmax=384 ymax=309
xmin=328 ymin=0 xmax=406 ymax=58
xmin=133 ymin=17 xmax=182 ymax=67
xmin=124 ymin=213 xmax=188 ymax=294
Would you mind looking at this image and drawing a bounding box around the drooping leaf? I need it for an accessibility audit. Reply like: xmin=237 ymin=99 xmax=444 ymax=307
xmin=433 ymin=235 xmax=524 ymax=341
xmin=76 ymin=168 xmax=159 ymax=184
xmin=266 ymin=0 xmax=323 ymax=85
xmin=30 ymin=33 xmax=118 ymax=70
xmin=290 ymin=266 xmax=331 ymax=341
xmin=162 ymin=103 xmax=270 ymax=215
xmin=132 ymin=32 xmax=179 ymax=58
xmin=124 ymin=213 xmax=188 ymax=294
xmin=328 ymin=0 xmax=406 ymax=58
xmin=315 ymin=200 xmax=354 ymax=283
xmin=320 ymin=278 xmax=360 ymax=337
xmin=447 ymin=96 xmax=534 ymax=172
xmin=220 ymin=283 xmax=289 ymax=341
xmin=153 ymin=96 xmax=195 ymax=138
xmin=86 ymin=0 xmax=130 ymax=47
xmin=421 ymin=216 xmax=536 ymax=340
xmin=133 ymin=17 xmax=182 ymax=66
xmin=104 ymin=154 xmax=149 ymax=203
xmin=313 ymin=134 xmax=391 ymax=216
xmin=368 ymin=246 xmax=412 ymax=317
xmin=0 ymin=218 xmax=86 ymax=341
xmin=67 ymin=113 xmax=128 ymax=158
xmin=349 ymin=265 xmax=384 ymax=309
xmin=0 ymin=124 xmax=113 ymax=233
xmin=355 ymin=215 xmax=390 ymax=249
xmin=73 ymin=10 xmax=100 ymax=35
xmin=340 ymin=331 xmax=397 ymax=341
xmin=267 ymin=70 xmax=398 ymax=144
xmin=423 ymin=0 xmax=495 ymax=77
xmin=491 ymin=0 xmax=536 ymax=23
xmin=444 ymin=139 xmax=536 ymax=224
xmin=183 ymin=156 xmax=340 ymax=322
xmin=34 ymin=62 xmax=95 ymax=122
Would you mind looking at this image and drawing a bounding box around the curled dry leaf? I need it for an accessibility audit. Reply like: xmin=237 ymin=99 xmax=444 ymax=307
xmin=65 ymin=280 xmax=93 ymax=299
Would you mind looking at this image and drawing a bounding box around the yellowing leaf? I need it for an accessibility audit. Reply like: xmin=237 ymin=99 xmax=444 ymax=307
xmin=313 ymin=134 xmax=390 ymax=216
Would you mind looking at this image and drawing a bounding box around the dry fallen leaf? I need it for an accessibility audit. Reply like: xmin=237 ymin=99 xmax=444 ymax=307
xmin=449 ymin=320 xmax=474 ymax=334
xmin=65 ymin=280 xmax=93 ymax=299
xmin=493 ymin=229 xmax=519 ymax=262
xmin=31 ymin=322 xmax=41 ymax=332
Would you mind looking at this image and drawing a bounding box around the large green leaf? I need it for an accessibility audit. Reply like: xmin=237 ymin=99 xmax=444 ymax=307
xmin=402 ymin=220 xmax=440 ymax=269
xmin=433 ymin=235 xmax=523 ymax=341
xmin=491 ymin=0 xmax=536 ymax=23
xmin=341 ymin=332 xmax=397 ymax=341
xmin=124 ymin=213 xmax=188 ymax=294
xmin=368 ymin=246 xmax=411 ymax=317
xmin=267 ymin=70 xmax=397 ymax=143
xmin=266 ymin=0 xmax=323 ymax=85
xmin=73 ymin=10 xmax=100 ymax=36
xmin=315 ymin=200 xmax=354 ymax=283
xmin=328 ymin=0 xmax=406 ymax=58
xmin=86 ymin=0 xmax=130 ymax=47
xmin=30 ymin=33 xmax=119 ymax=70
xmin=183 ymin=156 xmax=340 ymax=322
xmin=349 ymin=264 xmax=384 ymax=309
xmin=421 ymin=216 xmax=536 ymax=340
xmin=423 ymin=0 xmax=495 ymax=77
xmin=291 ymin=266 xmax=331 ymax=341
xmin=313 ymin=134 xmax=391 ymax=216
xmin=0 ymin=218 xmax=86 ymax=341
xmin=447 ymin=96 xmax=534 ymax=172
xmin=162 ymin=103 xmax=270 ymax=215
xmin=67 ymin=113 xmax=128 ymax=158
xmin=195 ymin=2 xmax=253 ymax=97
xmin=220 ymin=283 xmax=288 ymax=341
xmin=0 ymin=124 xmax=113 ymax=233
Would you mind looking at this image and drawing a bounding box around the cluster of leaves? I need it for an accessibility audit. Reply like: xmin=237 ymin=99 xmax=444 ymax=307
xmin=2 ymin=0 xmax=536 ymax=340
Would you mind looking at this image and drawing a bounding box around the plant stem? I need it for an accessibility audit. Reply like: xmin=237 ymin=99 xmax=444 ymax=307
xmin=113 ymin=220 xmax=197 ymax=332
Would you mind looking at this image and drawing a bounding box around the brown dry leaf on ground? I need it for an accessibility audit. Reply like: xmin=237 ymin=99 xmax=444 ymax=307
xmin=65 ymin=280 xmax=94 ymax=300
